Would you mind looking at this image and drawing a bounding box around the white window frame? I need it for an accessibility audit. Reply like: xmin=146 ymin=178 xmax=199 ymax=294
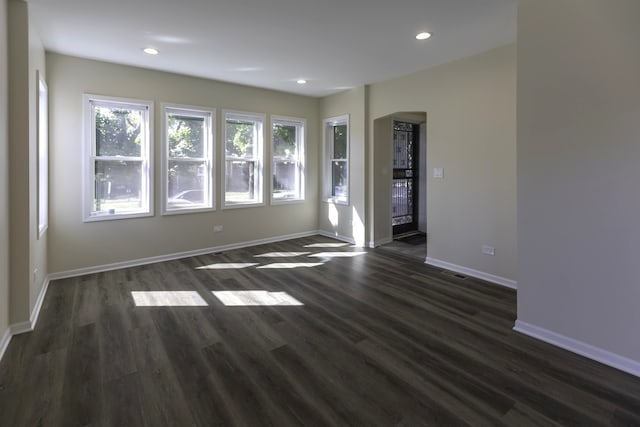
xmin=270 ymin=115 xmax=306 ymax=205
xmin=323 ymin=114 xmax=349 ymax=205
xmin=37 ymin=71 xmax=48 ymax=237
xmin=223 ymin=110 xmax=265 ymax=209
xmin=162 ymin=104 xmax=215 ymax=215
xmin=83 ymin=94 xmax=153 ymax=221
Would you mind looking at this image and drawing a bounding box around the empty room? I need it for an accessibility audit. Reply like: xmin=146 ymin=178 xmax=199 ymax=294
xmin=1 ymin=0 xmax=640 ymax=425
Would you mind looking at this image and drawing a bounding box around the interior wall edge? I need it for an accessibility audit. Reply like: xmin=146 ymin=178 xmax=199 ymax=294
xmin=48 ymin=230 xmax=321 ymax=281
xmin=514 ymin=320 xmax=640 ymax=379
xmin=425 ymin=256 xmax=517 ymax=290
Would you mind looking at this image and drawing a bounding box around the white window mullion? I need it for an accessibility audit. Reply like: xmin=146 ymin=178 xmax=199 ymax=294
xmin=163 ymin=105 xmax=215 ymax=214
xmin=84 ymin=94 xmax=153 ymax=221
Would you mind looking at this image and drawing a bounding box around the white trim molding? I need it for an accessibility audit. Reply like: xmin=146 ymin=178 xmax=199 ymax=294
xmin=30 ymin=277 xmax=50 ymax=329
xmin=425 ymin=257 xmax=517 ymax=290
xmin=514 ymin=320 xmax=640 ymax=379
xmin=0 ymin=327 xmax=11 ymax=362
xmin=368 ymin=237 xmax=393 ymax=249
xmin=317 ymin=229 xmax=357 ymax=246
xmin=49 ymin=231 xmax=320 ymax=281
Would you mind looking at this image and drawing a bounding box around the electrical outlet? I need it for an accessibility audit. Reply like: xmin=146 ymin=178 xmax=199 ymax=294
xmin=213 ymin=225 xmax=223 ymax=232
xmin=482 ymin=245 xmax=495 ymax=256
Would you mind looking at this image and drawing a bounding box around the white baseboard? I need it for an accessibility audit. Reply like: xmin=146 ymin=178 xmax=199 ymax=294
xmin=10 ymin=321 xmax=32 ymax=335
xmin=425 ymin=257 xmax=517 ymax=290
xmin=514 ymin=320 xmax=640 ymax=379
xmin=30 ymin=277 xmax=49 ymax=329
xmin=368 ymin=237 xmax=393 ymax=248
xmin=49 ymin=230 xmax=320 ymax=281
xmin=317 ymin=230 xmax=357 ymax=246
xmin=0 ymin=327 xmax=10 ymax=363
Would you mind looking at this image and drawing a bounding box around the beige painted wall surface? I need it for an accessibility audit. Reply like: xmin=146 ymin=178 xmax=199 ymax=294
xmin=372 ymin=116 xmax=393 ymax=245
xmin=319 ymin=87 xmax=367 ymax=245
xmin=518 ymin=0 xmax=640 ymax=360
xmin=369 ymin=45 xmax=517 ymax=282
xmin=47 ymin=54 xmax=319 ymax=274
xmin=28 ymin=12 xmax=46 ymax=314
xmin=0 ymin=0 xmax=10 ymax=337
xmin=8 ymin=0 xmax=30 ymax=323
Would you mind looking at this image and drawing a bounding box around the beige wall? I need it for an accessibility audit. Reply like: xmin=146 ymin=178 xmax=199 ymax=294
xmin=28 ymin=10 xmax=46 ymax=314
xmin=47 ymin=54 xmax=320 ymax=274
xmin=372 ymin=116 xmax=393 ymax=245
xmin=369 ymin=45 xmax=517 ymax=282
xmin=319 ymin=87 xmax=368 ymax=245
xmin=7 ymin=0 xmax=47 ymax=325
xmin=518 ymin=0 xmax=640 ymax=361
xmin=0 ymin=0 xmax=9 ymax=339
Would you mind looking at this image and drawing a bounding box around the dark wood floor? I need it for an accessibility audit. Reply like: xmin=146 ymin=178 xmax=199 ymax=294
xmin=1 ymin=235 xmax=640 ymax=426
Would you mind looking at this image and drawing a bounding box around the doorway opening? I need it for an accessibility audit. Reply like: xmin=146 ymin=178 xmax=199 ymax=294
xmin=392 ymin=121 xmax=422 ymax=240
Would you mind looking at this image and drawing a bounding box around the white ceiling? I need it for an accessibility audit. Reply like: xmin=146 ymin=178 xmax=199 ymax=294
xmin=28 ymin=0 xmax=517 ymax=98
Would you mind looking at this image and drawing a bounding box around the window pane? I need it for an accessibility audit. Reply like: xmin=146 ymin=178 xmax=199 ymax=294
xmin=94 ymin=160 xmax=143 ymax=213
xmin=167 ymin=114 xmax=205 ymax=158
xmin=168 ymin=160 xmax=207 ymax=209
xmin=333 ymin=125 xmax=347 ymax=159
xmin=95 ymin=106 xmax=143 ymax=157
xmin=273 ymin=124 xmax=297 ymax=159
xmin=226 ymin=159 xmax=258 ymax=203
xmin=273 ymin=160 xmax=298 ymax=200
xmin=226 ymin=120 xmax=255 ymax=158
xmin=331 ymin=160 xmax=347 ymax=202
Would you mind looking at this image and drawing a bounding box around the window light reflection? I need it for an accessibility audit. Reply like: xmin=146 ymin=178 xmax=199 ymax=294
xmin=213 ymin=290 xmax=303 ymax=306
xmin=304 ymin=243 xmax=349 ymax=248
xmin=257 ymin=262 xmax=324 ymax=269
xmin=254 ymin=252 xmax=311 ymax=258
xmin=308 ymin=251 xmax=367 ymax=258
xmin=132 ymin=291 xmax=208 ymax=307
xmin=196 ymin=263 xmax=259 ymax=270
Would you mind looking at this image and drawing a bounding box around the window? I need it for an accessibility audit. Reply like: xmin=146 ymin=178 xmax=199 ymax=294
xmin=223 ymin=111 xmax=264 ymax=207
xmin=324 ymin=115 xmax=349 ymax=204
xmin=84 ymin=95 xmax=153 ymax=221
xmin=271 ymin=116 xmax=305 ymax=203
xmin=37 ymin=72 xmax=48 ymax=236
xmin=163 ymin=105 xmax=215 ymax=214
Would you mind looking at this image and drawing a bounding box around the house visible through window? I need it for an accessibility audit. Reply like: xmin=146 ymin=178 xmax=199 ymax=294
xmin=324 ymin=115 xmax=349 ymax=204
xmin=84 ymin=95 xmax=152 ymax=221
xmin=163 ymin=105 xmax=214 ymax=214
xmin=224 ymin=111 xmax=264 ymax=207
xmin=271 ymin=116 xmax=305 ymax=203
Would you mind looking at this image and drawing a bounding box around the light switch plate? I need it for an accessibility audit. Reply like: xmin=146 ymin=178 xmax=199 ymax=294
xmin=433 ymin=167 xmax=444 ymax=178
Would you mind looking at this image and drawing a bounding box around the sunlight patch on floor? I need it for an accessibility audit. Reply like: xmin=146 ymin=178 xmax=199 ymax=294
xmin=254 ymin=252 xmax=311 ymax=258
xmin=196 ymin=263 xmax=260 ymax=270
xmin=257 ymin=262 xmax=324 ymax=269
xmin=303 ymin=243 xmax=350 ymax=248
xmin=132 ymin=291 xmax=208 ymax=307
xmin=308 ymin=251 xmax=367 ymax=258
xmin=213 ymin=290 xmax=304 ymax=306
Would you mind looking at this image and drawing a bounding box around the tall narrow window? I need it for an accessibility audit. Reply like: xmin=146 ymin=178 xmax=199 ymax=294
xmin=324 ymin=115 xmax=349 ymax=204
xmin=223 ymin=111 xmax=264 ymax=208
xmin=163 ymin=105 xmax=215 ymax=214
xmin=37 ymin=72 xmax=48 ymax=236
xmin=271 ymin=116 xmax=305 ymax=203
xmin=84 ymin=95 xmax=153 ymax=221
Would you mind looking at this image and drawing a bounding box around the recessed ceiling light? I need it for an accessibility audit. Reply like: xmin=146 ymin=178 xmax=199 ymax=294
xmin=297 ymin=79 xmax=307 ymax=84
xmin=143 ymin=47 xmax=159 ymax=55
xmin=416 ymin=32 xmax=432 ymax=40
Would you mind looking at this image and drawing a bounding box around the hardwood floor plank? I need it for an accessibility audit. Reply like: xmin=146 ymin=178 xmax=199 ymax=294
xmin=59 ymin=323 xmax=103 ymax=427
xmin=1 ymin=235 xmax=640 ymax=425
xmin=129 ymin=325 xmax=197 ymax=427
xmin=102 ymin=373 xmax=145 ymax=427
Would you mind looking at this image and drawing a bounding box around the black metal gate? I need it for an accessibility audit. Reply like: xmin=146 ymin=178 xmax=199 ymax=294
xmin=392 ymin=121 xmax=419 ymax=235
